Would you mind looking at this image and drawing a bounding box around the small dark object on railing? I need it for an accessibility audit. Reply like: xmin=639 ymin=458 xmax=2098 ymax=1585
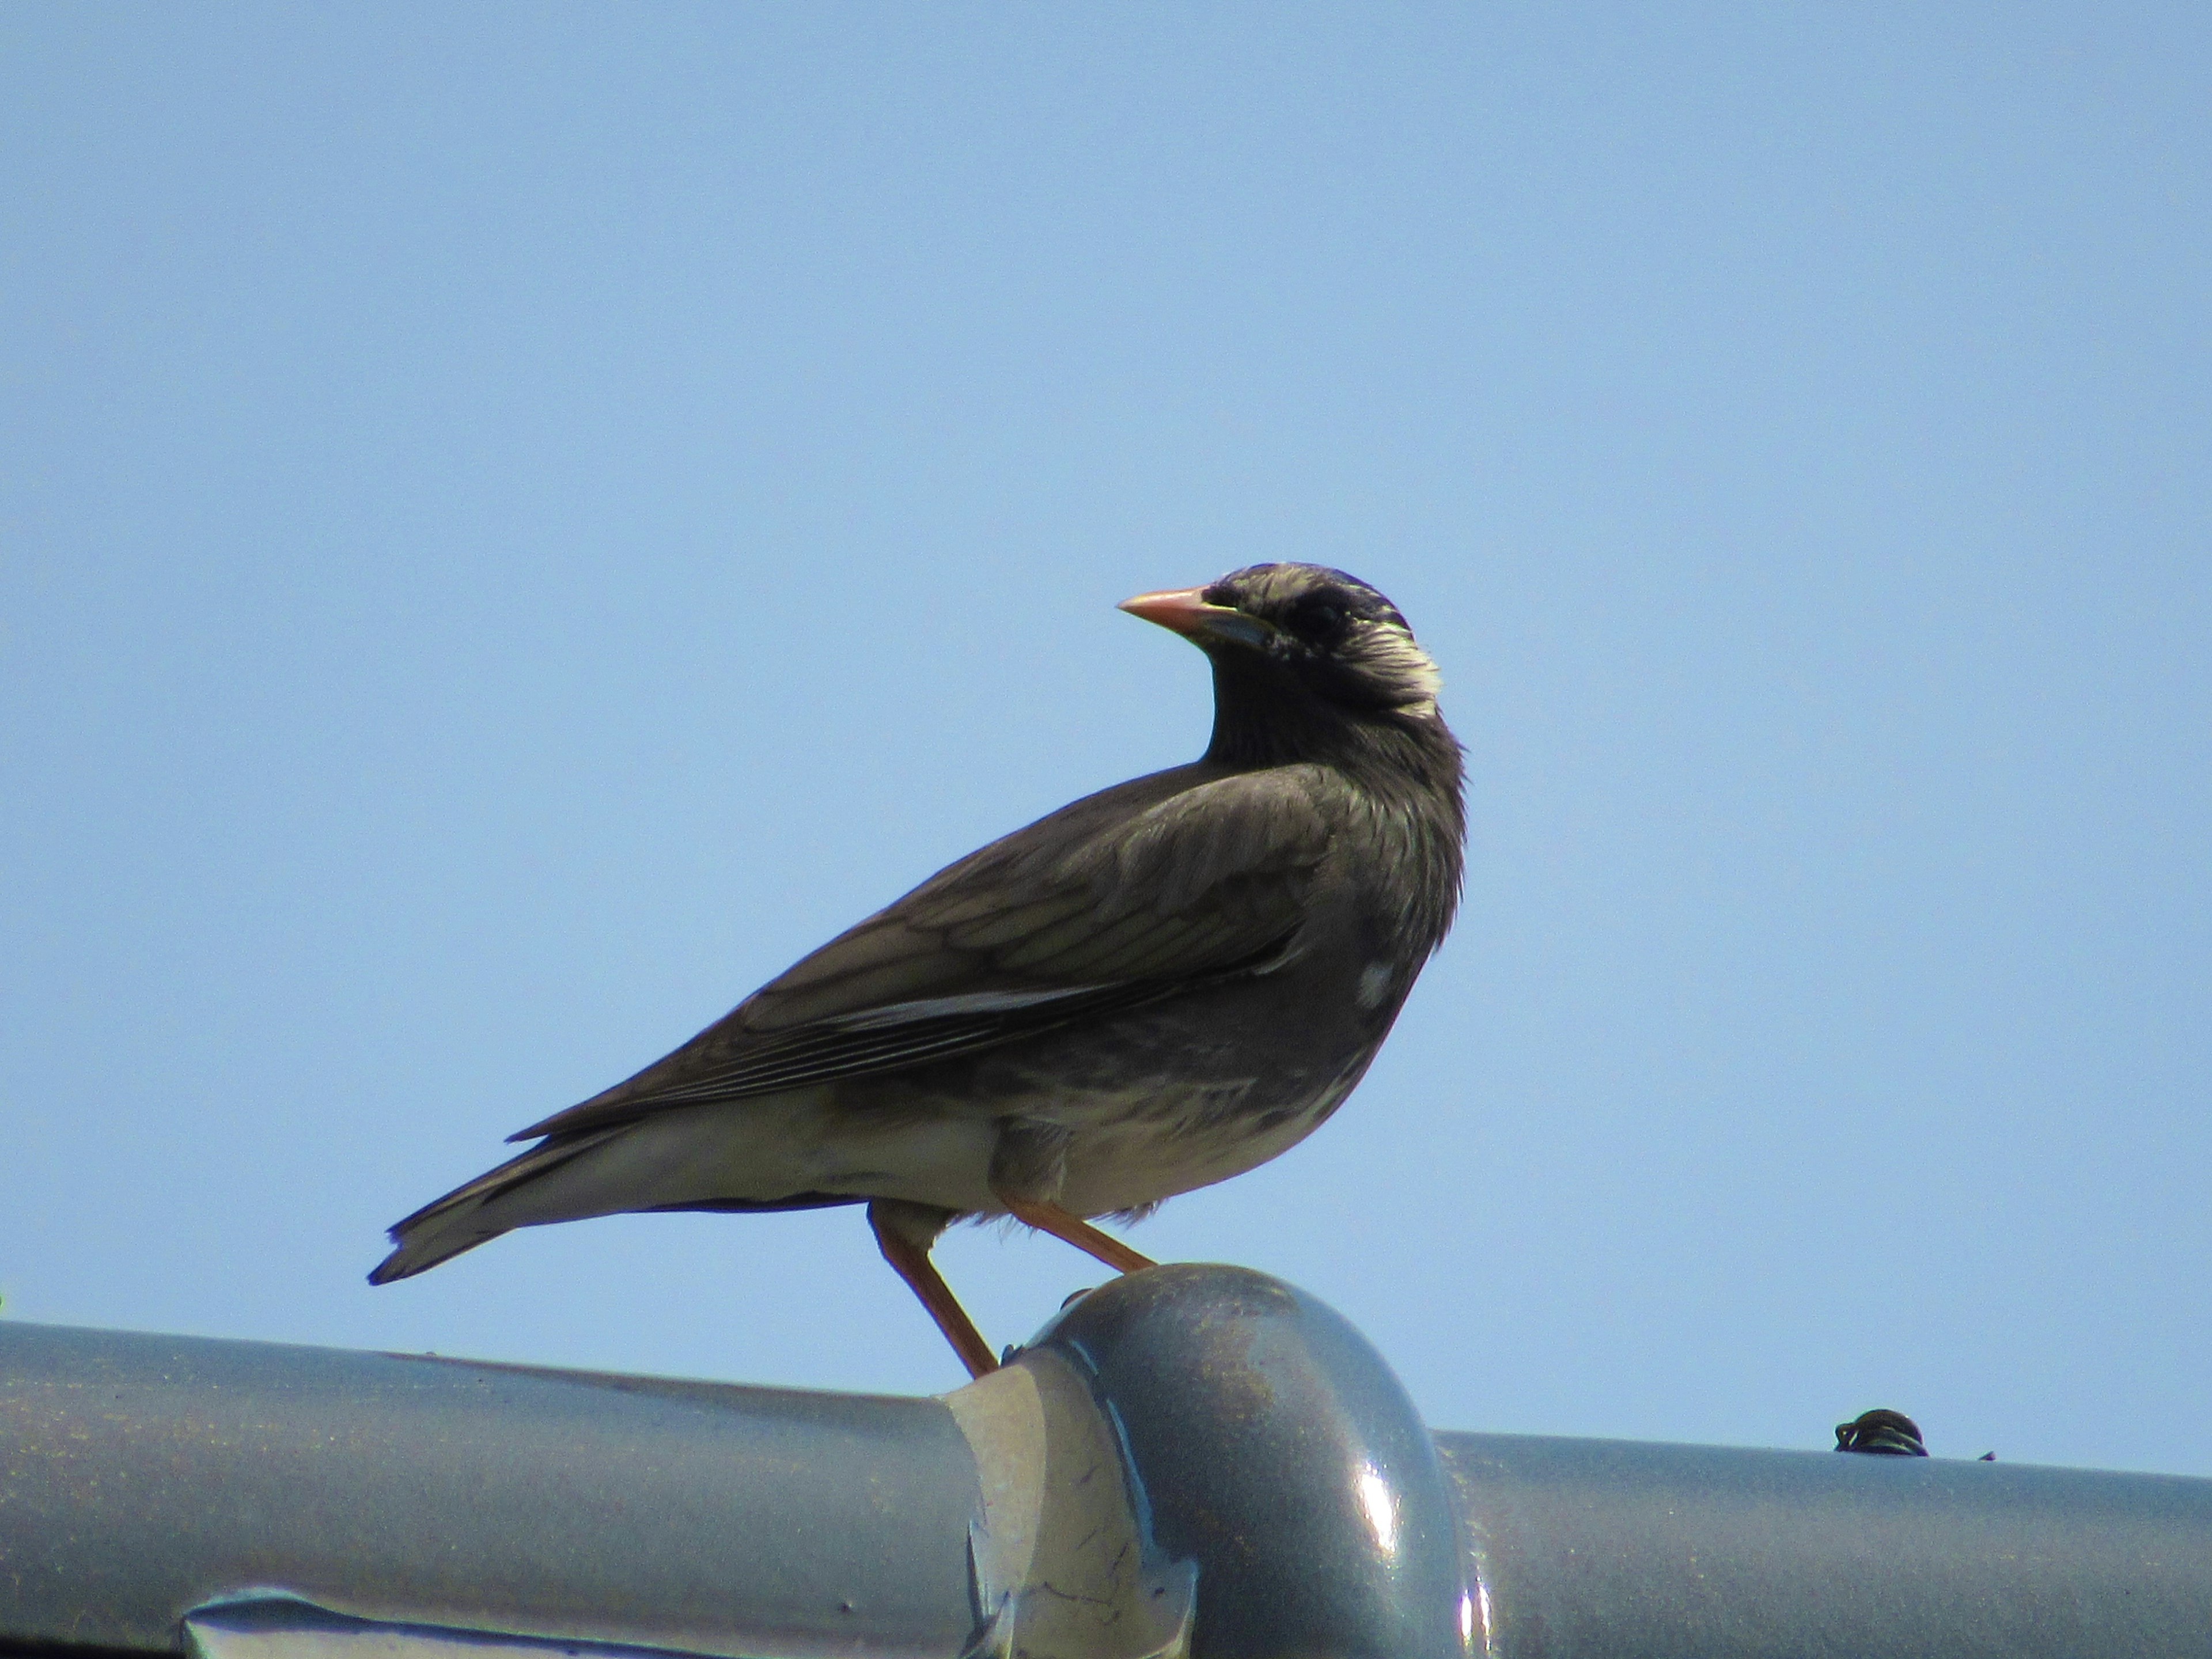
xmin=1836 ymin=1408 xmax=1930 ymax=1456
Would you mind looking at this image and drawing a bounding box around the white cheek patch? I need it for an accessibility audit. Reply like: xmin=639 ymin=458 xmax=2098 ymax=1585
xmin=1360 ymin=624 xmax=1444 ymax=714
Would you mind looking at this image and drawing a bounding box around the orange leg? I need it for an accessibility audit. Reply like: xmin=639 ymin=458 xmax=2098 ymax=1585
xmin=1001 ymin=1196 xmax=1157 ymax=1275
xmin=869 ymin=1200 xmax=998 ymax=1379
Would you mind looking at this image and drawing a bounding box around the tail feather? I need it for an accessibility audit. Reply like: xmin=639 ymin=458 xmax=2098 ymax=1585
xmin=368 ymin=1129 xmax=623 ymax=1285
xmin=368 ymin=1089 xmax=962 ymax=1286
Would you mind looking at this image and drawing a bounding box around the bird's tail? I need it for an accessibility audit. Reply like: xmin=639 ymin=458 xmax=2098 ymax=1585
xmin=368 ymin=1128 xmax=625 ymax=1285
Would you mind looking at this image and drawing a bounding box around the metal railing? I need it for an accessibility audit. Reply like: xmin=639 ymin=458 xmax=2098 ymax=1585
xmin=5 ymin=1265 xmax=2208 ymax=1657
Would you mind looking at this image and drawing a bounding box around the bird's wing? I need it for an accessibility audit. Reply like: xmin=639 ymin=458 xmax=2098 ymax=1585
xmin=512 ymin=767 xmax=1334 ymax=1139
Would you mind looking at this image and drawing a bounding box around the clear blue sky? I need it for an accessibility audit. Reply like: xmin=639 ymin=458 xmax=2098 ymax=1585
xmin=5 ymin=6 xmax=2207 ymax=1475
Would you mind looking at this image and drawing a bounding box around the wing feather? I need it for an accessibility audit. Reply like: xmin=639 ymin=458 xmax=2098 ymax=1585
xmin=512 ymin=765 xmax=1335 ymax=1141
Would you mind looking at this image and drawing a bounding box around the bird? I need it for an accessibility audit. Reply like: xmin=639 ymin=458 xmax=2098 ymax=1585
xmin=370 ymin=562 xmax=1465 ymax=1377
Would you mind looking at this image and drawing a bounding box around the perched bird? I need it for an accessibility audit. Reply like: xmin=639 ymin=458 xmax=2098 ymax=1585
xmin=372 ymin=563 xmax=1465 ymax=1376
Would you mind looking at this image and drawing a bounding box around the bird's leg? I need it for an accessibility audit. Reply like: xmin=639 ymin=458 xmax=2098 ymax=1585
xmin=868 ymin=1200 xmax=998 ymax=1379
xmin=999 ymin=1196 xmax=1157 ymax=1275
xmin=988 ymin=1120 xmax=1156 ymax=1275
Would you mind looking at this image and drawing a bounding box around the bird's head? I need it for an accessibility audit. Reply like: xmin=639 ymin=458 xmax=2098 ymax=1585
xmin=1120 ymin=563 xmax=1444 ymax=731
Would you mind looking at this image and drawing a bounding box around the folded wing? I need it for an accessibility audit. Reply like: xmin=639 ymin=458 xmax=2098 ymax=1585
xmin=512 ymin=767 xmax=1335 ymax=1141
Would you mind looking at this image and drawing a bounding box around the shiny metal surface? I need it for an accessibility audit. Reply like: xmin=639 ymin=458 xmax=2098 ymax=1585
xmin=1440 ymin=1430 xmax=2212 ymax=1658
xmin=0 ymin=1321 xmax=980 ymax=1658
xmin=1017 ymin=1264 xmax=1471 ymax=1659
xmin=10 ymin=1278 xmax=2212 ymax=1658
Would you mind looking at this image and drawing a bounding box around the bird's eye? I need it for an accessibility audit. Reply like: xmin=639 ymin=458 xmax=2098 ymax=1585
xmin=1286 ymin=593 xmax=1351 ymax=645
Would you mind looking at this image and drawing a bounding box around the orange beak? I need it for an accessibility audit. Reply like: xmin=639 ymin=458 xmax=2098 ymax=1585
xmin=1118 ymin=587 xmax=1272 ymax=647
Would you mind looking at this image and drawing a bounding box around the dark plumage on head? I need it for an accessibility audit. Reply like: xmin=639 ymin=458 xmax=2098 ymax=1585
xmin=1196 ymin=563 xmax=1442 ymax=717
xmin=1121 ymin=562 xmax=1450 ymax=769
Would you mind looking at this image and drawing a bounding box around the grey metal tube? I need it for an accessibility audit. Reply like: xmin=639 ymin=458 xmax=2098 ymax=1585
xmin=0 ymin=1322 xmax=981 ymax=1658
xmin=1441 ymin=1431 xmax=2212 ymax=1657
xmin=10 ymin=1279 xmax=2212 ymax=1658
xmin=1020 ymin=1264 xmax=1469 ymax=1658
